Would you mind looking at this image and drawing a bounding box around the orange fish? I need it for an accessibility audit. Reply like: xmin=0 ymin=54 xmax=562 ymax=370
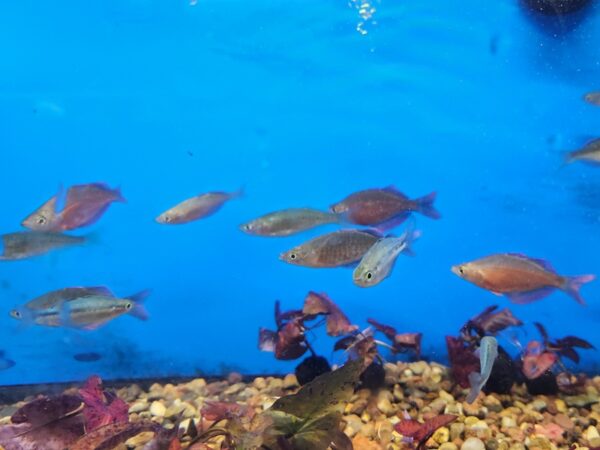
xmin=330 ymin=186 xmax=440 ymax=229
xmin=452 ymin=253 xmax=595 ymax=305
xmin=22 ymin=183 xmax=125 ymax=232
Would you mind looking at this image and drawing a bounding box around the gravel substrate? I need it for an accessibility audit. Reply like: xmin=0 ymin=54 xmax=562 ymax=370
xmin=2 ymin=361 xmax=599 ymax=449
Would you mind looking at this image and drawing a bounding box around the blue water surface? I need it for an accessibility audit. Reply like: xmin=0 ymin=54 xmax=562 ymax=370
xmin=1 ymin=0 xmax=599 ymax=385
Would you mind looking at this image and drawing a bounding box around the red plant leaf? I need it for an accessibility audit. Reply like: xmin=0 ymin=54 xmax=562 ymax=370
xmin=394 ymin=418 xmax=422 ymax=437
xmin=522 ymin=352 xmax=557 ymax=379
xmin=70 ymin=421 xmax=161 ymax=450
xmin=367 ymin=318 xmax=397 ymax=341
xmin=303 ymin=292 xmax=357 ymax=337
xmin=275 ymin=319 xmax=309 ymax=360
xmin=395 ymin=415 xmax=457 ymax=450
xmin=445 ymin=336 xmax=479 ymax=388
xmin=393 ymin=333 xmax=423 ymax=359
xmin=201 ymin=401 xmax=254 ymax=422
xmin=11 ymin=394 xmax=83 ymax=427
xmin=79 ymin=375 xmax=129 ymax=432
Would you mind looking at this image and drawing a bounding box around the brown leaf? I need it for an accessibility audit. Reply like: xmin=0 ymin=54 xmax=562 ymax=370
xmin=275 ymin=319 xmax=309 ymax=360
xmin=70 ymin=421 xmax=161 ymax=450
xmin=303 ymin=292 xmax=357 ymax=337
xmin=395 ymin=415 xmax=457 ymax=450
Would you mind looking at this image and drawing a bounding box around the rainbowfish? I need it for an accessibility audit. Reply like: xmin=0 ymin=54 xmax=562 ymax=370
xmin=466 ymin=336 xmax=498 ymax=404
xmin=584 ymin=92 xmax=600 ymax=106
xmin=22 ymin=183 xmax=125 ymax=232
xmin=9 ymin=287 xmax=149 ymax=330
xmin=353 ymin=224 xmax=421 ymax=287
xmin=240 ymin=208 xmax=339 ymax=237
xmin=330 ymin=187 xmax=440 ymax=229
xmin=279 ymin=229 xmax=381 ymax=268
xmin=452 ymin=253 xmax=595 ymax=305
xmin=156 ymin=188 xmax=243 ymax=224
xmin=0 ymin=231 xmax=86 ymax=260
xmin=564 ymin=138 xmax=600 ymax=166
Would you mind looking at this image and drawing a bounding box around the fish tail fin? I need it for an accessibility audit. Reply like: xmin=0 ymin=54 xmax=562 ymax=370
xmin=563 ymin=274 xmax=595 ymax=306
xmin=400 ymin=218 xmax=421 ymax=257
xmin=231 ymin=185 xmax=245 ymax=200
xmin=125 ymin=289 xmax=152 ymax=320
xmin=466 ymin=372 xmax=483 ymax=404
xmin=414 ymin=191 xmax=441 ymax=219
xmin=114 ymin=186 xmax=127 ymax=203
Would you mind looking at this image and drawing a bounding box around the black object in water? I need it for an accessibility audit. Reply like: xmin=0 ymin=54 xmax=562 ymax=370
xmin=359 ymin=361 xmax=386 ymax=391
xmin=521 ymin=0 xmax=591 ymax=14
xmin=484 ymin=346 xmax=518 ymax=395
xmin=295 ymin=355 xmax=331 ymax=385
xmin=73 ymin=352 xmax=102 ymax=362
xmin=525 ymin=370 xmax=559 ymax=395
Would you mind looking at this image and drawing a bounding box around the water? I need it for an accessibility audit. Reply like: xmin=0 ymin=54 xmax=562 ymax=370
xmin=0 ymin=1 xmax=599 ymax=387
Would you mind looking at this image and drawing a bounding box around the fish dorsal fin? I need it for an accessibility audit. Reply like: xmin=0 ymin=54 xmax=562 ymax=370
xmin=382 ymin=185 xmax=408 ymax=198
xmin=505 ymin=253 xmax=556 ymax=273
xmin=361 ymin=228 xmax=384 ymax=239
xmin=83 ymin=286 xmax=115 ymax=297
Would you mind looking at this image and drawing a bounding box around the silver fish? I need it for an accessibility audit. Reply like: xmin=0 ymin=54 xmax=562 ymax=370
xmin=240 ymin=208 xmax=339 ymax=237
xmin=156 ymin=189 xmax=243 ymax=225
xmin=466 ymin=336 xmax=498 ymax=404
xmin=10 ymin=289 xmax=149 ymax=330
xmin=353 ymin=225 xmax=421 ymax=287
xmin=0 ymin=231 xmax=86 ymax=260
xmin=565 ymin=138 xmax=600 ymax=166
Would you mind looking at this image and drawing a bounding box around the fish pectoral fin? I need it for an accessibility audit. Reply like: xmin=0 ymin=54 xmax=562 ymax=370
xmin=80 ymin=320 xmax=110 ymax=331
xmin=491 ymin=291 xmax=504 ymax=297
xmin=506 ymin=287 xmax=555 ymax=305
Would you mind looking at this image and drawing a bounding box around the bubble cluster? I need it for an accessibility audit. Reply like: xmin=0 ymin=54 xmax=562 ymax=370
xmin=349 ymin=0 xmax=377 ymax=35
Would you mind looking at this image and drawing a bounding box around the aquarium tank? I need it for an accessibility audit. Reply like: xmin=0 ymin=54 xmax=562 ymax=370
xmin=1 ymin=1 xmax=599 ymax=449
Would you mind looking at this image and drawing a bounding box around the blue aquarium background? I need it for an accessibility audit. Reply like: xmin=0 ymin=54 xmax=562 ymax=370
xmin=1 ymin=0 xmax=599 ymax=385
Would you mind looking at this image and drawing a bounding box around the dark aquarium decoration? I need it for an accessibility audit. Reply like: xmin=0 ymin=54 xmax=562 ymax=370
xmin=1 ymin=0 xmax=600 ymax=449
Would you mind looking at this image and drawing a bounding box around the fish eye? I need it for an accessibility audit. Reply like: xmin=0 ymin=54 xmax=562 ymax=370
xmin=289 ymin=253 xmax=297 ymax=260
xmin=459 ymin=266 xmax=464 ymax=274
xmin=366 ymin=272 xmax=373 ymax=280
xmin=125 ymin=303 xmax=132 ymax=310
xmin=164 ymin=215 xmax=171 ymax=223
xmin=37 ymin=216 xmax=47 ymax=225
xmin=12 ymin=310 xmax=21 ymax=318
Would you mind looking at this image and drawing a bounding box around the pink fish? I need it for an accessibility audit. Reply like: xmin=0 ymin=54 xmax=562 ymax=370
xmin=22 ymin=183 xmax=125 ymax=232
xmin=156 ymin=189 xmax=243 ymax=225
xmin=522 ymin=341 xmax=557 ymax=380
xmin=330 ymin=186 xmax=440 ymax=229
xmin=452 ymin=253 xmax=595 ymax=305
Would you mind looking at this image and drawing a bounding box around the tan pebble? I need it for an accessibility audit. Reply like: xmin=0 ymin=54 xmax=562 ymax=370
xmin=376 ymin=396 xmax=395 ymax=416
xmin=429 ymin=398 xmax=448 ymax=414
xmin=360 ymin=422 xmax=376 ymax=439
xmin=431 ymin=373 xmax=443 ymax=383
xmin=253 ymin=377 xmax=267 ymax=390
xmin=361 ymin=411 xmax=371 ymax=423
xmin=439 ymin=390 xmax=455 ymax=402
xmin=508 ymin=444 xmax=525 ymax=450
xmin=524 ymin=436 xmax=554 ymax=450
xmin=440 ymin=443 xmax=458 ymax=450
xmin=393 ymin=384 xmax=404 ymax=401
xmin=554 ymin=399 xmax=567 ymax=413
xmin=125 ymin=431 xmax=154 ymax=447
xmin=584 ymin=425 xmax=600 ymax=442
xmin=269 ymin=378 xmax=283 ymax=389
xmin=460 ymin=437 xmax=485 ymax=450
xmin=432 ymin=427 xmax=450 ymax=444
xmin=590 ymin=438 xmax=600 ymax=448
xmin=565 ymin=394 xmax=600 ymax=408
xmin=483 ymin=395 xmax=502 ymax=412
xmin=445 ymin=403 xmax=464 ymax=416
xmin=344 ymin=414 xmax=363 ymax=438
xmin=450 ymin=423 xmax=465 ymax=441
xmin=410 ymin=361 xmax=429 ymax=375
xmin=223 ymin=382 xmax=245 ymax=395
xmin=149 ymin=401 xmax=166 ymax=417
xmin=501 ymin=416 xmax=517 ymax=428
xmin=530 ymin=399 xmax=547 ymax=412
xmin=282 ymin=373 xmax=298 ymax=389
xmin=464 ymin=416 xmax=479 ymax=427
xmin=554 ymin=413 xmax=575 ymax=431
xmin=351 ymin=434 xmax=382 ymax=450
